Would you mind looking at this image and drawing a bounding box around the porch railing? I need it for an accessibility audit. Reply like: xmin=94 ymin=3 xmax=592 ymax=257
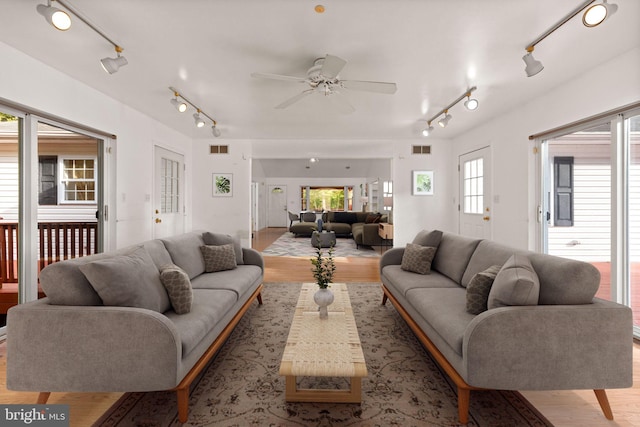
xmin=0 ymin=222 xmax=98 ymax=285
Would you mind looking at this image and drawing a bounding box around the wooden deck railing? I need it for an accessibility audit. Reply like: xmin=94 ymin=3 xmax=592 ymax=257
xmin=0 ymin=222 xmax=98 ymax=285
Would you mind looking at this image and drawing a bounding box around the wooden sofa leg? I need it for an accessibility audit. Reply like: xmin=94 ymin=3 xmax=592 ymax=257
xmin=176 ymin=387 xmax=189 ymax=423
xmin=257 ymin=292 xmax=263 ymax=305
xmin=594 ymin=389 xmax=614 ymax=420
xmin=37 ymin=392 xmax=51 ymax=404
xmin=381 ymin=294 xmax=388 ymax=305
xmin=458 ymin=387 xmax=470 ymax=425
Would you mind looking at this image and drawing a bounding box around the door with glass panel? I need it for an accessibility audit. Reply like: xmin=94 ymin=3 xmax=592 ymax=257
xmin=153 ymin=146 xmax=185 ymax=238
xmin=628 ymin=114 xmax=640 ymax=333
xmin=459 ymin=146 xmax=492 ymax=239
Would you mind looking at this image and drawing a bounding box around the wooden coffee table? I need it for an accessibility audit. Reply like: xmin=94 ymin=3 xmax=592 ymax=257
xmin=279 ymin=283 xmax=368 ymax=403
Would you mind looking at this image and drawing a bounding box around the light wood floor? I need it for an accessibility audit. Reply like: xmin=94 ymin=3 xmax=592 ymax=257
xmin=0 ymin=227 xmax=638 ymax=426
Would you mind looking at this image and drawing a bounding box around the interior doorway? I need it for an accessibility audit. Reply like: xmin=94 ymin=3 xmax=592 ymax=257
xmin=267 ymin=185 xmax=287 ymax=227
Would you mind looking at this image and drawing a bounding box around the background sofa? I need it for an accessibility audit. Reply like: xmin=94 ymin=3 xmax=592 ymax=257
xmin=380 ymin=229 xmax=633 ymax=424
xmin=321 ymin=211 xmax=390 ymax=247
xmin=7 ymin=230 xmax=264 ymax=423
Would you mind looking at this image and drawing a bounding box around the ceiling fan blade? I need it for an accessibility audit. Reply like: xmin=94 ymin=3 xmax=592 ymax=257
xmin=342 ymin=79 xmax=397 ymax=94
xmin=328 ymin=91 xmax=355 ymax=114
xmin=320 ymin=54 xmax=347 ymax=79
xmin=275 ymin=89 xmax=315 ymax=109
xmin=251 ymin=72 xmax=308 ymax=83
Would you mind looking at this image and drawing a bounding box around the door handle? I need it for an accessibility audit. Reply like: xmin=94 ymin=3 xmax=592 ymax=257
xmin=483 ymin=216 xmax=490 ymax=221
xmin=155 ymin=218 xmax=162 ymax=223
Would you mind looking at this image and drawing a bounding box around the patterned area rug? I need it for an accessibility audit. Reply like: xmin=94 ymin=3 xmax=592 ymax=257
xmin=94 ymin=283 xmax=553 ymax=427
xmin=261 ymin=232 xmax=380 ymax=258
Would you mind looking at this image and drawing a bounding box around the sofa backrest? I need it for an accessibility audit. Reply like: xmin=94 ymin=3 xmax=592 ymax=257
xmin=160 ymin=231 xmax=206 ymax=279
xmin=431 ymin=232 xmax=481 ymax=284
xmin=462 ymin=239 xmax=600 ymax=304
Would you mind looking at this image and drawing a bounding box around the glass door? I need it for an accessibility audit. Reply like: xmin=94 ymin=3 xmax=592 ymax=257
xmin=628 ymin=114 xmax=640 ymax=334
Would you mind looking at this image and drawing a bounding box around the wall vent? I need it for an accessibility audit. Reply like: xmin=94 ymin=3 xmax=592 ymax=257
xmin=210 ymin=145 xmax=229 ymax=154
xmin=412 ymin=145 xmax=431 ymax=154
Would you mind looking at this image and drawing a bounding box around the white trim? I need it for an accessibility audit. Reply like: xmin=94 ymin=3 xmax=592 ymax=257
xmin=57 ymin=155 xmax=98 ymax=205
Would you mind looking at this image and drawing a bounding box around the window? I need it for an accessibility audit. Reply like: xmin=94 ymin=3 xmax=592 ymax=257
xmin=161 ymin=157 xmax=180 ymax=213
xmin=301 ymin=186 xmax=353 ymax=211
xmin=463 ymin=158 xmax=483 ymax=214
xmin=382 ymin=181 xmax=393 ymax=211
xmin=61 ymin=158 xmax=96 ymax=202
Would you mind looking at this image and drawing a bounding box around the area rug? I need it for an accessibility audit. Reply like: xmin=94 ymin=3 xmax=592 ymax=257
xmin=94 ymin=283 xmax=553 ymax=427
xmin=261 ymin=232 xmax=380 ymax=258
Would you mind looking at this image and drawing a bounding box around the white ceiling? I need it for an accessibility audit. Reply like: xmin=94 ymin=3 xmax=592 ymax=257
xmin=1 ymin=0 xmax=638 ymax=143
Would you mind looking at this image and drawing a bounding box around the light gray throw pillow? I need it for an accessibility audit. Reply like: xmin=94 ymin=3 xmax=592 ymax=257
xmin=488 ymin=254 xmax=540 ymax=309
xmin=466 ymin=264 xmax=502 ymax=314
xmin=401 ymin=243 xmax=437 ymax=275
xmin=79 ymin=246 xmax=171 ymax=313
xmin=200 ymin=244 xmax=238 ymax=272
xmin=159 ymin=264 xmax=193 ymax=314
xmin=202 ymin=232 xmax=244 ymax=265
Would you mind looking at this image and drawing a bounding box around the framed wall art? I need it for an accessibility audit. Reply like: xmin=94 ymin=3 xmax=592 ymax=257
xmin=412 ymin=170 xmax=434 ymax=196
xmin=212 ymin=173 xmax=233 ymax=197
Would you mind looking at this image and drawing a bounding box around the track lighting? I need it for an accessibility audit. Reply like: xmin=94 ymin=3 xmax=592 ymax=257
xmin=169 ymin=87 xmax=222 ymax=137
xmin=523 ymin=0 xmax=618 ymax=77
xmin=170 ymin=92 xmax=187 ymax=112
xmin=36 ymin=1 xmax=71 ymax=31
xmin=37 ymin=0 xmax=127 ymax=74
xmin=422 ymin=87 xmax=476 ymax=136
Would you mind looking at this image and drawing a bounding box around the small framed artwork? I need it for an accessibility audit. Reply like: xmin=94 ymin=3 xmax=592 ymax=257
xmin=212 ymin=173 xmax=233 ymax=197
xmin=412 ymin=170 xmax=434 ymax=196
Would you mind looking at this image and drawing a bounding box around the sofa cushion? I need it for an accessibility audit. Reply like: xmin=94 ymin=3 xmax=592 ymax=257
xmin=432 ymin=233 xmax=481 ymax=285
xmin=190 ymin=265 xmax=263 ymax=299
xmin=333 ymin=211 xmax=358 ymax=224
xmin=201 ymin=232 xmax=244 ymax=265
xmin=324 ymin=222 xmax=352 ymax=235
xmin=412 ymin=229 xmax=443 ymax=248
xmin=382 ymin=265 xmax=459 ymax=298
xmin=79 ymin=246 xmax=171 ymax=313
xmin=141 ymin=239 xmax=174 ymax=270
xmin=365 ymin=213 xmax=382 ymax=223
xmin=460 ymin=240 xmax=526 ymax=287
xmin=165 ymin=288 xmax=238 ymax=357
xmin=161 ymin=232 xmax=206 ymax=279
xmin=200 ymin=244 xmax=237 ymax=272
xmin=406 ymin=287 xmax=476 ymax=357
xmin=466 ymin=265 xmax=502 ymax=315
xmin=160 ymin=264 xmax=193 ymax=314
xmin=401 ymin=243 xmax=437 ymax=275
xmin=40 ymin=259 xmax=104 ymax=306
xmin=488 ymin=254 xmax=540 ymax=309
xmin=528 ymin=253 xmax=600 ymax=305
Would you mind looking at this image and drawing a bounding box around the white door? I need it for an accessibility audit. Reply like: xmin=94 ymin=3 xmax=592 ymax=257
xmin=153 ymin=146 xmax=185 ymax=238
xmin=267 ymin=185 xmax=287 ymax=227
xmin=459 ymin=146 xmax=492 ymax=239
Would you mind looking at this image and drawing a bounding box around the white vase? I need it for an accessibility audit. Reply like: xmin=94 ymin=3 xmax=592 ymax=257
xmin=313 ymin=288 xmax=334 ymax=319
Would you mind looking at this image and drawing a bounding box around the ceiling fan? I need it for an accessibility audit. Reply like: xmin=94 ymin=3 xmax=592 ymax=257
xmin=251 ymin=54 xmax=397 ymax=113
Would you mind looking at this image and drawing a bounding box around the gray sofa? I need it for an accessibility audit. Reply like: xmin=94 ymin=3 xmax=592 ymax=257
xmin=322 ymin=211 xmax=389 ymax=247
xmin=6 ymin=230 xmax=264 ymax=423
xmin=380 ymin=230 xmax=633 ymax=424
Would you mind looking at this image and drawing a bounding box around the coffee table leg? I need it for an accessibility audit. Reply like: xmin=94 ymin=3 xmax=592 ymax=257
xmin=284 ymin=375 xmax=362 ymax=403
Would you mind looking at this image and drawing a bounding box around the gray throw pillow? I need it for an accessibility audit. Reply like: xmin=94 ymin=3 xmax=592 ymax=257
xmin=202 ymin=232 xmax=244 ymax=265
xmin=466 ymin=265 xmax=502 ymax=314
xmin=488 ymin=254 xmax=540 ymax=309
xmin=200 ymin=244 xmax=238 ymax=272
xmin=78 ymin=246 xmax=170 ymax=313
xmin=159 ymin=264 xmax=193 ymax=314
xmin=401 ymin=243 xmax=437 ymax=275
xmin=412 ymin=229 xmax=444 ymax=248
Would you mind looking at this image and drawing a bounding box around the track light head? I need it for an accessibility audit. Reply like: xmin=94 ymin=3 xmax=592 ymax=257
xmin=37 ymin=1 xmax=71 ymax=31
xmin=212 ymin=124 xmax=221 ymax=138
xmin=583 ymin=1 xmax=617 ymax=27
xmin=438 ymin=113 xmax=452 ymax=128
xmin=523 ymin=49 xmax=544 ymax=77
xmin=193 ymin=112 xmax=206 ymax=128
xmin=422 ymin=125 xmax=434 ymax=137
xmin=100 ymin=47 xmax=127 ymax=74
xmin=464 ymin=96 xmax=479 ymax=111
xmin=170 ymin=95 xmax=187 ymax=113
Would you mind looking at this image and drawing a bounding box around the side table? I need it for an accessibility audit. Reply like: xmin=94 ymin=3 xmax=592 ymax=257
xmin=378 ymin=223 xmax=393 ymax=253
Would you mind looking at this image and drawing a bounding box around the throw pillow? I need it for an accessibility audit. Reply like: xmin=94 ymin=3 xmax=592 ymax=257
xmin=465 ymin=265 xmax=502 ymax=314
xmin=412 ymin=229 xmax=444 ymax=248
xmin=159 ymin=264 xmax=193 ymax=314
xmin=200 ymin=244 xmax=237 ymax=273
xmin=78 ymin=246 xmax=171 ymax=313
xmin=401 ymin=243 xmax=437 ymax=275
xmin=488 ymin=254 xmax=540 ymax=309
xmin=201 ymin=232 xmax=244 ymax=265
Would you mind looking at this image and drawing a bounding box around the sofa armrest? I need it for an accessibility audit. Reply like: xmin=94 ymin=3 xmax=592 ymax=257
xmin=242 ymin=247 xmax=264 ymax=271
xmin=7 ymin=299 xmax=182 ymax=392
xmin=463 ymin=298 xmax=633 ymax=390
xmin=379 ymin=247 xmax=404 ymax=273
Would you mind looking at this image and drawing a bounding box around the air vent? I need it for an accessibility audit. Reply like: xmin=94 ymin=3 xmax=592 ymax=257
xmin=210 ymin=145 xmax=229 ymax=154
xmin=412 ymin=145 xmax=431 ymax=154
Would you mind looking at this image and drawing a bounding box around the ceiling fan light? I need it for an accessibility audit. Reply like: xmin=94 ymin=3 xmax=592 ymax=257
xmin=193 ymin=113 xmax=205 ymax=128
xmin=464 ymin=98 xmax=479 ymax=111
xmin=211 ymin=125 xmax=221 ymax=137
xmin=438 ymin=114 xmax=452 ymax=128
xmin=37 ymin=2 xmax=71 ymax=31
xmin=522 ymin=52 xmax=544 ymax=77
xmin=100 ymin=55 xmax=128 ymax=74
xmin=170 ymin=98 xmax=187 ymax=113
xmin=583 ymin=1 xmax=617 ymax=27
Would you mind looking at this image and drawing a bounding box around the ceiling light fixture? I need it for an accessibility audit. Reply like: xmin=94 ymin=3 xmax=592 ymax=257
xmin=36 ymin=0 xmax=127 ymax=74
xmin=169 ymin=87 xmax=222 ymax=137
xmin=523 ymin=0 xmax=618 ymax=77
xmin=36 ymin=0 xmax=71 ymax=31
xmin=422 ymin=87 xmax=477 ymax=136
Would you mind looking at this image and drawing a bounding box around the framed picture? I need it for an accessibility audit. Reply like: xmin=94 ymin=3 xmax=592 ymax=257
xmin=212 ymin=173 xmax=233 ymax=197
xmin=412 ymin=170 xmax=434 ymax=196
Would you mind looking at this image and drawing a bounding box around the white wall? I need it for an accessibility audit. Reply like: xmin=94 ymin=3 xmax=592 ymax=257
xmin=451 ymin=47 xmax=640 ymax=250
xmin=0 ymin=41 xmax=193 ymax=249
